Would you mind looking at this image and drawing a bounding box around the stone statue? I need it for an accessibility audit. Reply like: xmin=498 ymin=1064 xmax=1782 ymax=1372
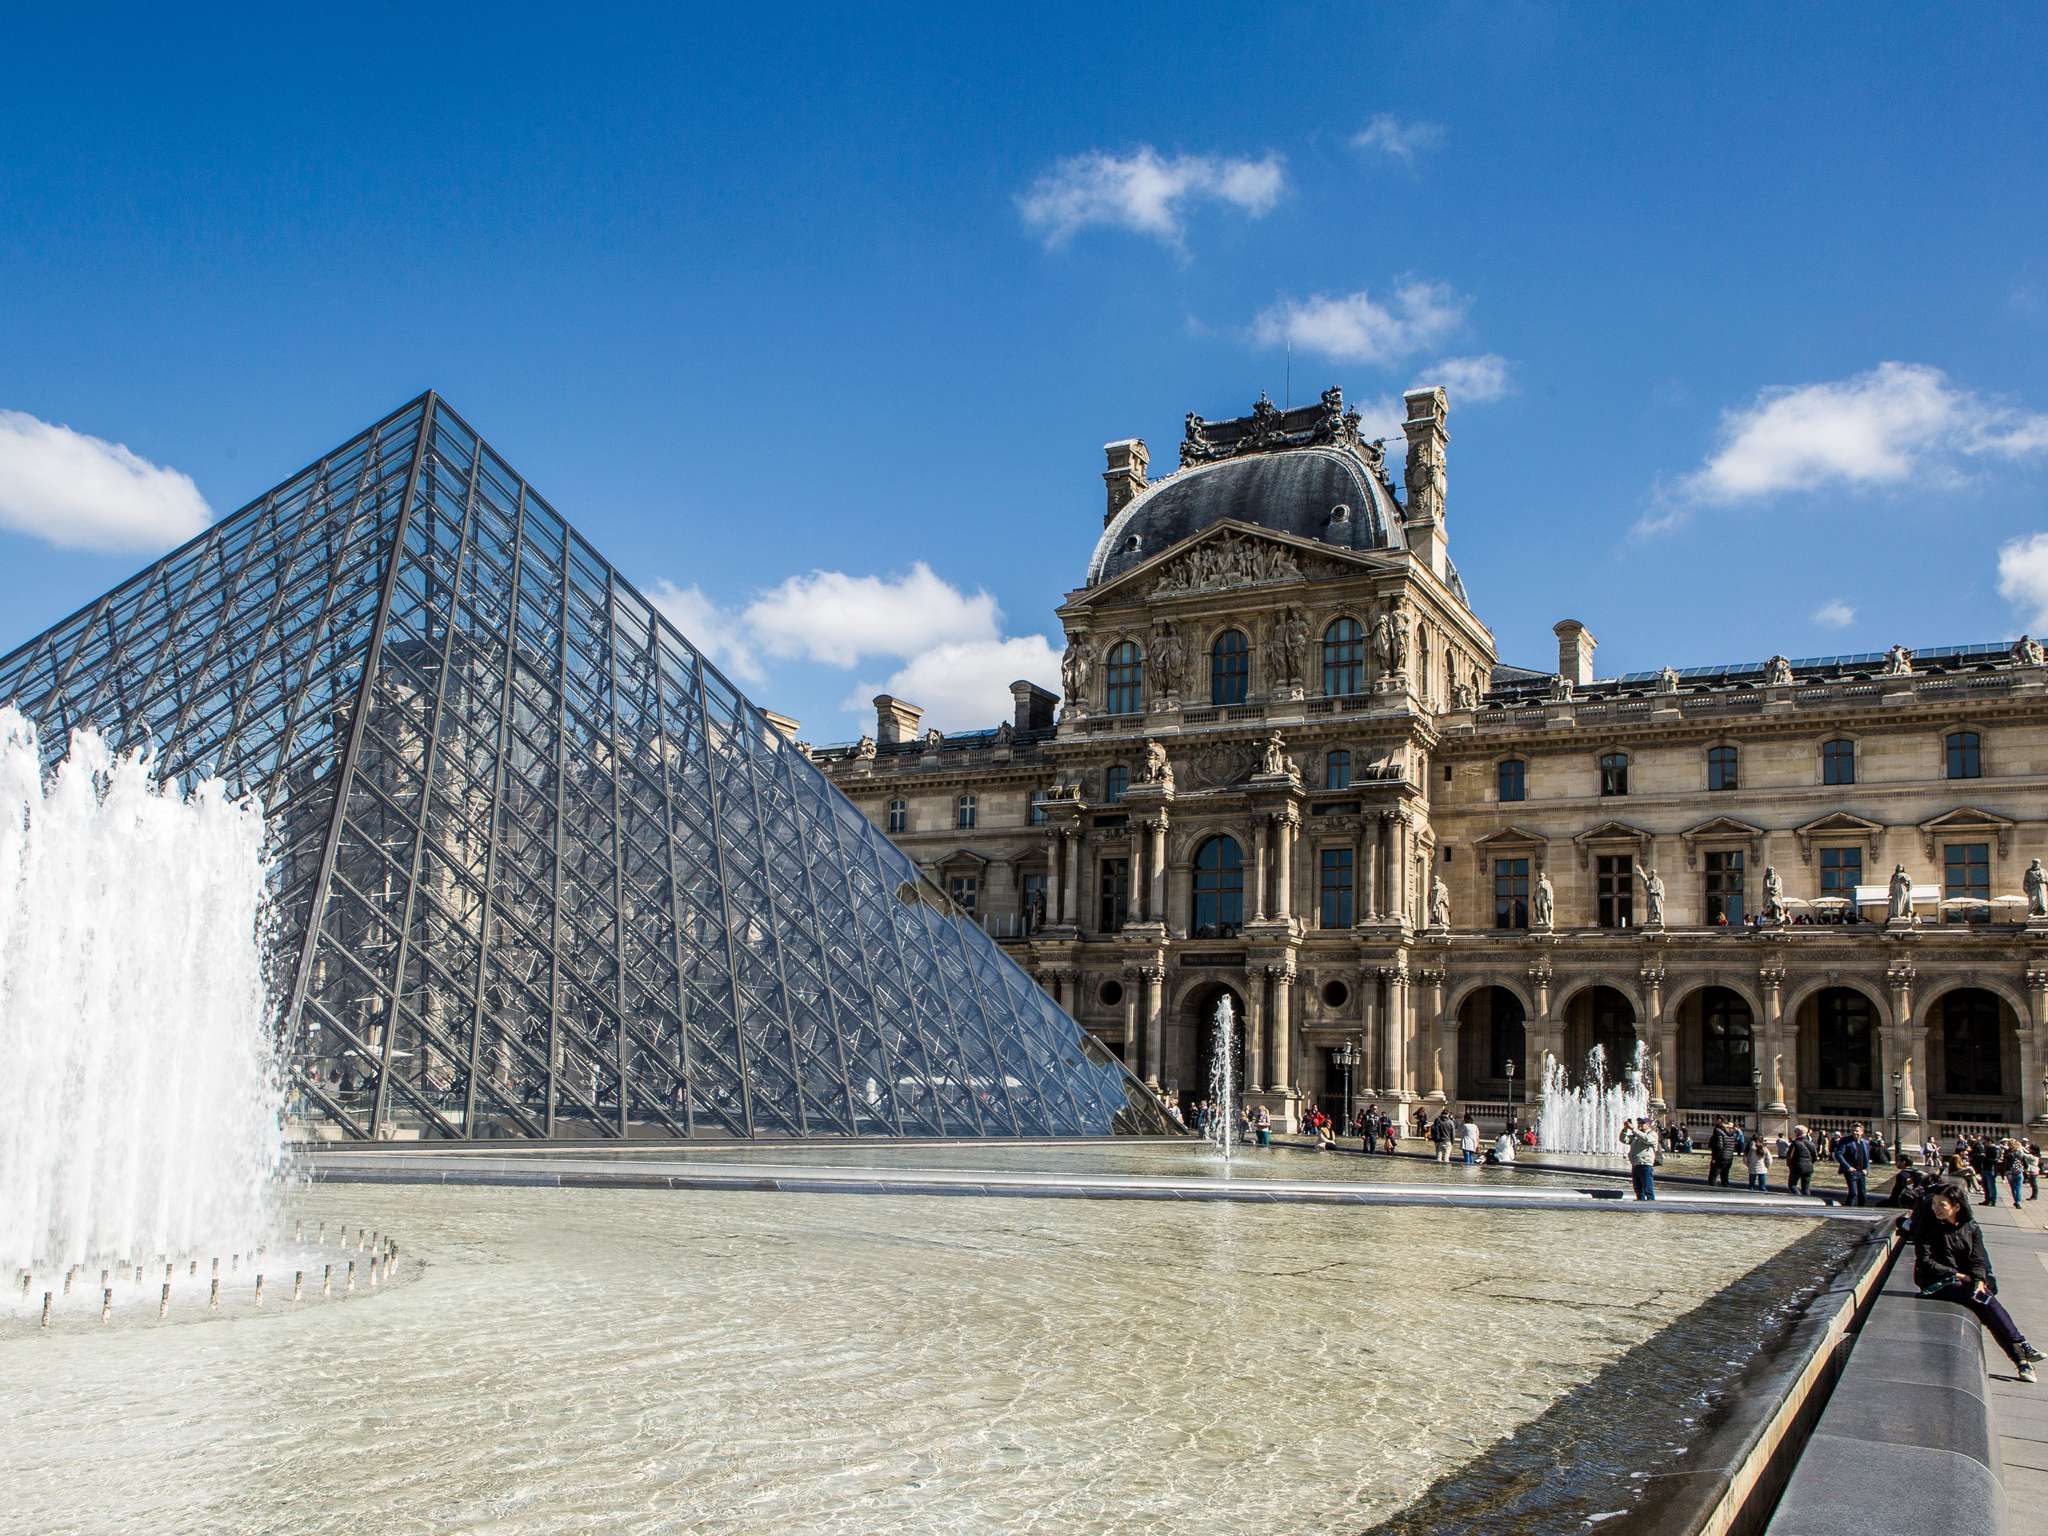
xmin=1651 ymin=1050 xmax=1665 ymax=1105
xmin=1028 ymin=887 xmax=1047 ymax=933
xmin=1898 ymin=1056 xmax=1918 ymax=1117
xmin=1765 ymin=655 xmax=1793 ymax=686
xmin=1657 ymin=665 xmax=1680 ymax=694
xmin=1138 ymin=738 xmax=1172 ymax=786
xmin=2026 ymin=857 xmax=2048 ymax=918
xmin=854 ymin=735 xmax=876 ymax=760
xmin=1550 ymin=673 xmax=1574 ymax=702
xmin=1370 ymin=606 xmax=1407 ymax=680
xmin=1762 ymin=865 xmax=1786 ymax=923
xmin=2017 ymin=635 xmax=2047 ymax=667
xmin=1771 ymin=1052 xmax=1787 ymax=1108
xmin=1283 ymin=607 xmax=1310 ymax=686
xmin=1532 ymin=868 xmax=1554 ymax=931
xmin=1429 ymin=875 xmax=1451 ymax=930
xmin=1451 ymin=680 xmax=1477 ymax=711
xmin=1887 ymin=862 xmax=1915 ymax=922
xmin=1431 ymin=1045 xmax=1445 ymax=1098
xmin=1261 ymin=730 xmax=1291 ymax=777
xmin=1148 ymin=621 xmax=1185 ymax=698
xmin=1639 ymin=865 xmax=1666 ymax=927
xmin=1060 ymin=636 xmax=1091 ymax=705
xmin=1883 ymin=644 xmax=1914 ymax=677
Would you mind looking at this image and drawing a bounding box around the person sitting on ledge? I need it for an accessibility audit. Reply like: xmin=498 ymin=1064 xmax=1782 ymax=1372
xmin=1904 ymin=1181 xmax=2044 ymax=1382
xmin=1885 ymin=1151 xmax=1928 ymax=1208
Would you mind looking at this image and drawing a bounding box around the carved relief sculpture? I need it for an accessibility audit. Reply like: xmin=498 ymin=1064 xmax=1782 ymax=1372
xmin=1532 ymin=869 xmax=1555 ymax=931
xmin=1149 ymin=532 xmax=1308 ymax=598
xmin=1450 ymin=680 xmax=1476 ymax=711
xmin=1404 ymin=427 xmax=1445 ymax=522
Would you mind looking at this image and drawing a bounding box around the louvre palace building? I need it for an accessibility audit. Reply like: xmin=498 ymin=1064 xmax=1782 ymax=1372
xmin=813 ymin=386 xmax=2048 ymax=1140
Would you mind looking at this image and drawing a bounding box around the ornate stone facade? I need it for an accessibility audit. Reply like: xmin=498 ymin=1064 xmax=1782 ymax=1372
xmin=815 ymin=386 xmax=2048 ymax=1138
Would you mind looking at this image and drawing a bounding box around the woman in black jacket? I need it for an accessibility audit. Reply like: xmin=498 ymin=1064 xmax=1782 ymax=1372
xmin=1907 ymin=1182 xmax=2044 ymax=1380
xmin=1784 ymin=1127 xmax=1818 ymax=1197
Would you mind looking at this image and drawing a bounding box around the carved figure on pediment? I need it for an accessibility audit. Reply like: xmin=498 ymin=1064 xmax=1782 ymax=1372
xmin=1450 ymin=680 xmax=1476 ymax=711
xmin=1550 ymin=673 xmax=1574 ymax=702
xmin=1060 ymin=635 xmax=1092 ymax=705
xmin=1888 ymin=862 xmax=1915 ymax=922
xmin=1657 ymin=665 xmax=1680 ymax=693
xmin=1883 ymin=644 xmax=1914 ymax=677
xmin=1532 ymin=869 xmax=1554 ymax=931
xmin=1765 ymin=655 xmax=1793 ymax=686
xmin=2025 ymin=858 xmax=2047 ymax=918
xmin=1149 ymin=621 xmax=1186 ymax=697
xmin=1639 ymin=865 xmax=1665 ymax=927
xmin=1261 ymin=730 xmax=1291 ymax=777
xmin=1762 ymin=865 xmax=1786 ymax=923
xmin=1138 ymin=738 xmax=1173 ymax=787
xmin=2016 ymin=635 xmax=2046 ymax=667
xmin=1429 ymin=875 xmax=1451 ymax=930
xmin=854 ymin=735 xmax=876 ymax=760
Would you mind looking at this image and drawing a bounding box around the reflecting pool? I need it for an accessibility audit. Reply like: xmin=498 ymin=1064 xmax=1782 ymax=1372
xmin=0 ymin=1181 xmax=1859 ymax=1535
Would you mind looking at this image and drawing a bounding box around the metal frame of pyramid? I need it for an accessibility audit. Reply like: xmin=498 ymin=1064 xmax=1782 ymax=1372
xmin=0 ymin=393 xmax=1173 ymax=1141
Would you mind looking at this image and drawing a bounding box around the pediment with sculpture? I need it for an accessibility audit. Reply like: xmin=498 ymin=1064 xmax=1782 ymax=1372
xmin=1069 ymin=520 xmax=1378 ymax=612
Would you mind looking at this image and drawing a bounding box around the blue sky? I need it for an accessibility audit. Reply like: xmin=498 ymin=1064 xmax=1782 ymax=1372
xmin=3 ymin=4 xmax=2045 ymax=738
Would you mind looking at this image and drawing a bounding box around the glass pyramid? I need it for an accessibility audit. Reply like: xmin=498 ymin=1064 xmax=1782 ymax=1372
xmin=0 ymin=393 xmax=1172 ymax=1140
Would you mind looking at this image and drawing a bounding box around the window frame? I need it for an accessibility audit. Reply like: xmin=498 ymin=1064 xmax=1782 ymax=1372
xmin=1496 ymin=757 xmax=1526 ymax=804
xmin=1325 ymin=749 xmax=1352 ymax=791
xmin=1595 ymin=854 xmax=1634 ymax=928
xmin=1318 ymin=845 xmax=1354 ymax=929
xmin=1700 ymin=989 xmax=1756 ymax=1089
xmin=1820 ymin=737 xmax=1856 ymax=786
xmin=1210 ymin=628 xmax=1250 ymax=706
xmin=946 ymin=873 xmax=979 ymax=915
xmin=1493 ymin=856 xmax=1530 ymax=930
xmin=1097 ymin=856 xmax=1130 ymax=934
xmin=1941 ymin=991 xmax=2004 ymax=1097
xmin=1102 ymin=765 xmax=1129 ymax=805
xmin=885 ymin=798 xmax=907 ymax=834
xmin=1321 ymin=617 xmax=1365 ymax=698
xmin=955 ymin=793 xmax=977 ymax=830
xmin=1945 ymin=729 xmax=1983 ymax=781
xmin=1942 ymin=840 xmax=1991 ymax=925
xmin=1105 ymin=640 xmax=1145 ymax=715
xmin=1703 ymin=848 xmax=1746 ymax=925
xmin=1190 ymin=835 xmax=1246 ymax=938
xmin=1706 ymin=743 xmax=1738 ymax=792
xmin=1598 ymin=751 xmax=1630 ymax=798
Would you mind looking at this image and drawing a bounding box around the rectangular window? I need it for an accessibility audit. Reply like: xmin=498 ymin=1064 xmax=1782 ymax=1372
xmin=1020 ymin=872 xmax=1048 ymax=932
xmin=1497 ymin=759 xmax=1525 ymax=803
xmin=947 ymin=875 xmax=978 ymax=915
xmin=1599 ymin=753 xmax=1629 ymax=797
xmin=1596 ymin=855 xmax=1634 ymax=928
xmin=1097 ymin=857 xmax=1129 ymax=934
xmin=1325 ymin=750 xmax=1352 ymax=791
xmin=1944 ymin=841 xmax=1990 ymax=924
xmin=956 ymin=794 xmax=977 ymax=829
xmin=1493 ymin=857 xmax=1529 ymax=930
xmin=1818 ymin=846 xmax=1862 ymax=905
xmin=1102 ymin=765 xmax=1128 ymax=804
xmin=1707 ymin=745 xmax=1738 ymax=791
xmin=1947 ymin=731 xmax=1982 ymax=780
xmin=1821 ymin=739 xmax=1856 ymax=785
xmin=1319 ymin=847 xmax=1354 ymax=929
xmin=886 ymin=799 xmax=907 ymax=834
xmin=1704 ymin=850 xmax=1745 ymax=925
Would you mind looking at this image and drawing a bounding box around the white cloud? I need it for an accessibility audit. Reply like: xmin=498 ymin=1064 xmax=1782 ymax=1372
xmin=1253 ymin=281 xmax=1466 ymax=366
xmin=743 ymin=562 xmax=999 ymax=668
xmin=1419 ymin=353 xmax=1513 ymax=404
xmin=1351 ymin=114 xmax=1446 ymax=165
xmin=647 ymin=580 xmax=764 ymax=682
xmin=1998 ymin=533 xmax=2048 ymax=630
xmin=1812 ymin=598 xmax=1856 ymax=629
xmin=0 ymin=409 xmax=211 ymax=553
xmin=1685 ymin=361 xmax=2048 ymax=504
xmin=1017 ymin=146 xmax=1285 ymax=251
xmin=849 ymin=635 xmax=1062 ymax=735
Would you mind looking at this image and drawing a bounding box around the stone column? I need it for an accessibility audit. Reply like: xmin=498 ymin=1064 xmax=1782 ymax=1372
xmin=1760 ymin=964 xmax=1788 ymax=1123
xmin=1122 ymin=972 xmax=1141 ymax=1077
xmin=1274 ymin=811 xmax=1296 ymax=925
xmin=1888 ymin=959 xmax=1921 ymax=1127
xmin=1070 ymin=827 xmax=1089 ymax=936
xmin=1143 ymin=964 xmax=1166 ymax=1090
xmin=1421 ymin=965 xmax=1448 ymax=1104
xmin=1245 ymin=971 xmax=1267 ymax=1091
xmin=1268 ymin=964 xmax=1294 ymax=1092
xmin=1385 ymin=964 xmax=1409 ymax=1099
xmin=1148 ymin=813 xmax=1170 ymax=931
xmin=1389 ymin=812 xmax=1410 ymax=925
xmin=1528 ymin=958 xmax=1557 ymax=1079
xmin=1361 ymin=971 xmax=1382 ymax=1095
xmin=1360 ymin=814 xmax=1380 ymax=920
xmin=1251 ymin=817 xmax=1270 ymax=922
xmin=1129 ymin=820 xmax=1148 ymax=923
xmin=1046 ymin=832 xmax=1065 ymax=925
xmin=1640 ymin=963 xmax=1669 ymax=1112
xmin=2028 ymin=963 xmax=2048 ymax=1125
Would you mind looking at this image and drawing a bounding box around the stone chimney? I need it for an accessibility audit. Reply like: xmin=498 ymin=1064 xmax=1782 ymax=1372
xmin=1103 ymin=439 xmax=1149 ymax=525
xmin=1401 ymin=386 xmax=1449 ymax=582
xmin=759 ymin=709 xmax=802 ymax=744
xmin=1553 ymin=620 xmax=1597 ymax=687
xmin=873 ymin=694 xmax=924 ymax=746
xmin=1010 ymin=680 xmax=1058 ymax=733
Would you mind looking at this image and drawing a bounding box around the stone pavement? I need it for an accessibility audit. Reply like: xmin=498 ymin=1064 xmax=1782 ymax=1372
xmin=1980 ymin=1193 xmax=2048 ymax=1530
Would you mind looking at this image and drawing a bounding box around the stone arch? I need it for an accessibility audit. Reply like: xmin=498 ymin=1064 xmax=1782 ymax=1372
xmin=1914 ymin=972 xmax=2032 ymax=1026
xmin=1454 ymin=982 xmax=1530 ymax=1110
xmin=1558 ymin=982 xmax=1644 ymax=1085
xmin=1663 ymin=973 xmax=1767 ymax=1024
xmin=1167 ymin=977 xmax=1251 ymax=1116
xmin=1445 ymin=972 xmax=1534 ymax=1021
xmin=1784 ymin=974 xmax=1893 ymax=1032
xmin=1791 ymin=980 xmax=1888 ymax=1116
xmin=1168 ymin=822 xmax=1244 ymax=868
xmin=1669 ymin=980 xmax=1761 ymax=1113
xmin=1923 ymin=982 xmax=2024 ymax=1125
xmin=1551 ymin=972 xmax=1644 ymax=1019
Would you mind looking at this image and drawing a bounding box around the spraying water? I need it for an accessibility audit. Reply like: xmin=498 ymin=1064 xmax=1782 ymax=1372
xmin=0 ymin=706 xmax=282 ymax=1272
xmin=1207 ymin=994 xmax=1237 ymax=1160
xmin=1537 ymin=1042 xmax=1650 ymax=1157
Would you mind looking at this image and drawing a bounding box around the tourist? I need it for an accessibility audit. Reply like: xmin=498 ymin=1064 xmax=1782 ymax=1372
xmin=1624 ymin=1118 xmax=1659 ymax=1200
xmin=1774 ymin=1128 xmax=1790 ymax=1161
xmin=1254 ymin=1105 xmax=1272 ymax=1148
xmin=1971 ymin=1138 xmax=2001 ymax=1207
xmin=1786 ymin=1126 xmax=1817 ymax=1197
xmin=1836 ymin=1122 xmax=1872 ymax=1207
xmin=1494 ymin=1128 xmax=1516 ymax=1164
xmin=2027 ymin=1142 xmax=2042 ymax=1202
xmin=1382 ymin=1116 xmax=1398 ymax=1154
xmin=1316 ymin=1116 xmax=1336 ymax=1150
xmin=2003 ymin=1140 xmax=2026 ymax=1207
xmin=1432 ymin=1109 xmax=1457 ymax=1163
xmin=1869 ymin=1128 xmax=1889 ymax=1166
xmin=1358 ymin=1103 xmax=1377 ymax=1154
xmin=1904 ymin=1181 xmax=2044 ymax=1382
xmin=1460 ymin=1113 xmax=1480 ymax=1166
xmin=1746 ymin=1132 xmax=1773 ymax=1192
xmin=1707 ymin=1119 xmax=1736 ymax=1187
xmin=1947 ymin=1150 xmax=1980 ymax=1199
xmin=1886 ymin=1151 xmax=1928 ymax=1208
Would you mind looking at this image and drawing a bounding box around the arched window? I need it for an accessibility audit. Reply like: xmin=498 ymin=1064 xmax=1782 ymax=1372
xmin=1497 ymin=758 xmax=1526 ymax=803
xmin=1105 ymin=641 xmax=1144 ymax=714
xmin=1191 ymin=835 xmax=1245 ymax=937
xmin=1817 ymin=989 xmax=1875 ymax=1093
xmin=1325 ymin=749 xmax=1352 ymax=790
xmin=1699 ymin=988 xmax=1755 ymax=1088
xmin=1942 ymin=991 xmax=2004 ymax=1097
xmin=1599 ymin=751 xmax=1630 ymax=797
xmin=1322 ymin=618 xmax=1364 ymax=697
xmin=955 ymin=793 xmax=977 ymax=830
xmin=1946 ymin=730 xmax=1982 ymax=780
xmin=1210 ymin=629 xmax=1249 ymax=705
xmin=1102 ymin=765 xmax=1129 ymax=804
xmin=886 ymin=799 xmax=907 ymax=834
xmin=1821 ymin=738 xmax=1856 ymax=785
xmin=1707 ymin=744 xmax=1738 ymax=791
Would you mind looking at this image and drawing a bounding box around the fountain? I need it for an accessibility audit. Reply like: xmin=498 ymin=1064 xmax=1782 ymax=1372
xmin=0 ymin=706 xmax=283 ymax=1275
xmin=1207 ymin=993 xmax=1237 ymax=1159
xmin=1537 ymin=1042 xmax=1650 ymax=1157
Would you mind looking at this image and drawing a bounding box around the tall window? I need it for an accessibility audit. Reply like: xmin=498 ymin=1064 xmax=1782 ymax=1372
xmin=1497 ymin=758 xmax=1526 ymax=803
xmin=1817 ymin=989 xmax=1875 ymax=1093
xmin=1494 ymin=857 xmax=1530 ymax=929
xmin=1191 ymin=836 xmax=1244 ymax=938
xmin=1596 ymin=855 xmax=1634 ymax=928
xmin=1599 ymin=752 xmax=1630 ymax=797
xmin=1704 ymin=849 xmax=1745 ymax=924
xmin=1097 ymin=857 xmax=1129 ymax=934
xmin=1700 ymin=989 xmax=1756 ymax=1088
xmin=1102 ymin=765 xmax=1129 ymax=805
xmin=1105 ymin=641 xmax=1144 ymax=714
xmin=955 ymin=794 xmax=977 ymax=829
xmin=947 ymin=874 xmax=978 ymax=915
xmin=1319 ymin=847 xmax=1354 ymax=929
xmin=1322 ymin=618 xmax=1365 ymax=697
xmin=1029 ymin=793 xmax=1048 ymax=825
xmin=1944 ymin=841 xmax=1990 ymax=924
xmin=1818 ymin=846 xmax=1862 ymax=902
xmin=886 ymin=799 xmax=907 ymax=834
xmin=1020 ymin=872 xmax=1048 ymax=932
xmin=1946 ymin=730 xmax=1982 ymax=780
xmin=1325 ymin=750 xmax=1352 ymax=791
xmin=1707 ymin=744 xmax=1738 ymax=791
xmin=1942 ymin=992 xmax=2004 ymax=1097
xmin=1822 ymin=738 xmax=1856 ymax=785
xmin=1210 ymin=629 xmax=1249 ymax=705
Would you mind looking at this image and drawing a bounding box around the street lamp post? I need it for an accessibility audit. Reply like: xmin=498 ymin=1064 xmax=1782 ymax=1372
xmin=1505 ymin=1059 xmax=1517 ymax=1134
xmin=1890 ymin=1070 xmax=1903 ymax=1166
xmin=1334 ymin=1038 xmax=1358 ymax=1129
